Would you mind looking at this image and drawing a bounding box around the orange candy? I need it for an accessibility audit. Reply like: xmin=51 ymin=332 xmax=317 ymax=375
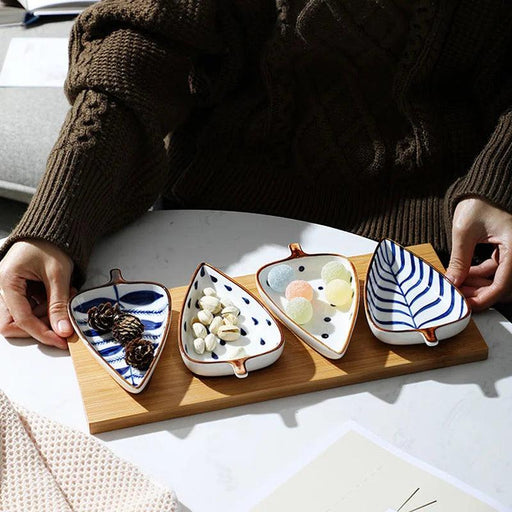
xmin=285 ymin=280 xmax=314 ymax=301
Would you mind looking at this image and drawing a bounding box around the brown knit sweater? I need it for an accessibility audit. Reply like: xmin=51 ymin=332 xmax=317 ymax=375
xmin=2 ymin=0 xmax=512 ymax=286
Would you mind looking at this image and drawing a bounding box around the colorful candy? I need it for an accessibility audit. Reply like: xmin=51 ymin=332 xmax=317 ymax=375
xmin=268 ymin=264 xmax=295 ymax=292
xmin=321 ymin=261 xmax=350 ymax=284
xmin=269 ymin=257 xmax=354 ymax=327
xmin=285 ymin=297 xmax=313 ymax=325
xmin=325 ymin=279 xmax=352 ymax=307
xmin=285 ymin=280 xmax=314 ymax=301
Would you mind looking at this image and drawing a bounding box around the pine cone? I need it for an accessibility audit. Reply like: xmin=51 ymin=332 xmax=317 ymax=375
xmin=124 ymin=338 xmax=155 ymax=371
xmin=112 ymin=314 xmax=144 ymax=345
xmin=87 ymin=302 xmax=121 ymax=333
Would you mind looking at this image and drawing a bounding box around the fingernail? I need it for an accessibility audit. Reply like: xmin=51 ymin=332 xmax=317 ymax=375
xmin=58 ymin=319 xmax=72 ymax=335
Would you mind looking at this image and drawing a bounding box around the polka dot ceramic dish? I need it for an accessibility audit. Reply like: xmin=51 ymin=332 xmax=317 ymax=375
xmin=365 ymin=239 xmax=471 ymax=346
xmin=179 ymin=263 xmax=285 ymax=378
xmin=68 ymin=269 xmax=172 ymax=394
xmin=256 ymin=243 xmax=360 ymax=360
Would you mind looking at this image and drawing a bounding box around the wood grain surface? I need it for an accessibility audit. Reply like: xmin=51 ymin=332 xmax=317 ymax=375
xmin=68 ymin=244 xmax=488 ymax=434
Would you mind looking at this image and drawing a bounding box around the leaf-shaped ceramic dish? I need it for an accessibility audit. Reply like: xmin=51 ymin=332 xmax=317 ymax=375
xmin=364 ymin=239 xmax=471 ymax=346
xmin=179 ymin=263 xmax=285 ymax=378
xmin=256 ymin=243 xmax=360 ymax=359
xmin=68 ymin=269 xmax=172 ymax=393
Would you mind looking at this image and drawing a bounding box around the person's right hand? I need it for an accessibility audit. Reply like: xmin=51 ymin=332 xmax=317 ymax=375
xmin=0 ymin=240 xmax=74 ymax=349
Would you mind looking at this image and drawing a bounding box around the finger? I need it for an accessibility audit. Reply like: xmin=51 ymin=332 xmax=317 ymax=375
xmin=0 ymin=321 xmax=32 ymax=338
xmin=467 ymin=249 xmax=512 ymax=311
xmin=446 ymin=226 xmax=479 ymax=288
xmin=33 ymin=289 xmax=74 ymax=320
xmin=43 ymin=267 xmax=73 ymax=338
xmin=460 ymin=286 xmax=478 ymax=298
xmin=467 ymin=258 xmax=499 ymax=279
xmin=0 ymin=292 xmax=52 ymax=337
xmin=0 ymin=294 xmax=29 ymax=337
xmin=462 ymin=275 xmax=493 ymax=289
xmin=466 ymin=295 xmax=489 ymax=312
xmin=37 ymin=315 xmax=51 ymax=328
xmin=1 ymin=278 xmax=67 ymax=349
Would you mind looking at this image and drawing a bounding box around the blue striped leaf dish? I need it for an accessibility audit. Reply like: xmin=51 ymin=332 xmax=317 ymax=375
xmin=256 ymin=243 xmax=360 ymax=360
xmin=364 ymin=239 xmax=471 ymax=346
xmin=179 ymin=263 xmax=285 ymax=378
xmin=68 ymin=269 xmax=172 ymax=393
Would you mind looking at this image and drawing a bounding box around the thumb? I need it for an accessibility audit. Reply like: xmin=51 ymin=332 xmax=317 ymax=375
xmin=45 ymin=272 xmax=73 ymax=338
xmin=446 ymin=227 xmax=478 ymax=288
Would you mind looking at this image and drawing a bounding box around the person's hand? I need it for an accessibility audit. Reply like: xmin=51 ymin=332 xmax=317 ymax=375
xmin=0 ymin=240 xmax=74 ymax=349
xmin=446 ymin=198 xmax=512 ymax=312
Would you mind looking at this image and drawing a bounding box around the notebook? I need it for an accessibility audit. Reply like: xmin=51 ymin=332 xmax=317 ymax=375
xmin=17 ymin=0 xmax=97 ymax=16
xmin=251 ymin=424 xmax=508 ymax=512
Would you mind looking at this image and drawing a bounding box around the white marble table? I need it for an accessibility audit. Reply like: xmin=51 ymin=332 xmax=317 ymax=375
xmin=1 ymin=210 xmax=511 ymax=511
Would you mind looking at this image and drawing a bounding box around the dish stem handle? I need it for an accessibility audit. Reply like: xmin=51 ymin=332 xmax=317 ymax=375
xmin=108 ymin=268 xmax=126 ymax=285
xmin=231 ymin=360 xmax=248 ymax=379
xmin=288 ymin=243 xmax=307 ymax=258
xmin=420 ymin=328 xmax=438 ymax=347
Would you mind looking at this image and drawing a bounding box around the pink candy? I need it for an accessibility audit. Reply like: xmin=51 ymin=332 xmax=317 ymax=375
xmin=285 ymin=280 xmax=314 ymax=301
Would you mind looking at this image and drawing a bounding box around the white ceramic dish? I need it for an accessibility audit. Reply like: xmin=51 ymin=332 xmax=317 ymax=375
xmin=256 ymin=243 xmax=360 ymax=360
xmin=179 ymin=263 xmax=285 ymax=378
xmin=364 ymin=239 xmax=471 ymax=346
xmin=68 ymin=269 xmax=172 ymax=393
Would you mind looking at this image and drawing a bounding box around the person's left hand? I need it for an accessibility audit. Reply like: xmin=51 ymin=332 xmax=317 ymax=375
xmin=445 ymin=197 xmax=512 ymax=312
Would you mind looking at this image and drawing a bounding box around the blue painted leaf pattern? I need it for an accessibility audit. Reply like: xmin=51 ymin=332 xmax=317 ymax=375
xmin=98 ymin=345 xmax=124 ymax=357
xmin=82 ymin=328 xmax=100 ymax=338
xmin=141 ymin=320 xmax=163 ymax=331
xmin=366 ymin=240 xmax=468 ymax=331
xmin=119 ymin=290 xmax=163 ymax=305
xmin=73 ymin=297 xmax=114 ymax=314
xmin=70 ymin=279 xmax=170 ymax=391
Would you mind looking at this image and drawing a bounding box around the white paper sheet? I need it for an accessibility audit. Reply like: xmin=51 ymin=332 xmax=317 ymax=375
xmin=0 ymin=37 xmax=68 ymax=87
xmin=19 ymin=0 xmax=95 ymax=13
xmin=250 ymin=422 xmax=510 ymax=512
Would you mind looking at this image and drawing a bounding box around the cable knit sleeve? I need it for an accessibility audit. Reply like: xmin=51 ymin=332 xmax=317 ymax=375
xmin=446 ymin=108 xmax=512 ymax=221
xmin=0 ymin=0 xmax=223 ymax=286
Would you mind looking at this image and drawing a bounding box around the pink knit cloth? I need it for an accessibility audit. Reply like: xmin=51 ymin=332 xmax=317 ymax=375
xmin=0 ymin=389 xmax=177 ymax=511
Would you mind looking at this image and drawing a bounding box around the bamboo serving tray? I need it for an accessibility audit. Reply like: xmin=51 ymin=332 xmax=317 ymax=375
xmin=68 ymin=244 xmax=488 ymax=434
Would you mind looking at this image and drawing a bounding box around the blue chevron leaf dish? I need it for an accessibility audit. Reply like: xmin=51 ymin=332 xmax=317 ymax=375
xmin=364 ymin=239 xmax=471 ymax=346
xmin=68 ymin=269 xmax=172 ymax=393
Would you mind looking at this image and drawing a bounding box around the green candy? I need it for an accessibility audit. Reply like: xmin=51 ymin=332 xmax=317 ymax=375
xmin=285 ymin=297 xmax=313 ymax=325
xmin=321 ymin=260 xmax=350 ymax=284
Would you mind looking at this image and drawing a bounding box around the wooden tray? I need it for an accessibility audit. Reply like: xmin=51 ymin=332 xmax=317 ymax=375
xmin=69 ymin=244 xmax=488 ymax=434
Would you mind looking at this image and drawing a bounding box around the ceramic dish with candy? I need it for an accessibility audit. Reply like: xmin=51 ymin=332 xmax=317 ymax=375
xmin=68 ymin=269 xmax=172 ymax=394
xmin=179 ymin=263 xmax=285 ymax=378
xmin=256 ymin=243 xmax=360 ymax=359
xmin=364 ymin=239 xmax=471 ymax=346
